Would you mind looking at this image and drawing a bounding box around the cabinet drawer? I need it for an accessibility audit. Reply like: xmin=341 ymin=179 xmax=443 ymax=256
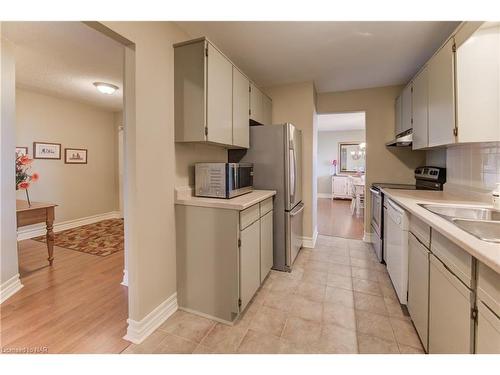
xmin=478 ymin=262 xmax=500 ymax=317
xmin=429 ymin=254 xmax=473 ymax=354
xmin=410 ymin=215 xmax=430 ymax=248
xmin=240 ymin=203 xmax=260 ymax=230
xmin=476 ymin=301 xmax=500 ymax=354
xmin=259 ymin=197 xmax=273 ymax=217
xmin=431 ymin=230 xmax=473 ymax=288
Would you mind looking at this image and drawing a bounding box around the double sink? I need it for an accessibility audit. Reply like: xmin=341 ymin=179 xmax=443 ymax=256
xmin=419 ymin=204 xmax=500 ymax=243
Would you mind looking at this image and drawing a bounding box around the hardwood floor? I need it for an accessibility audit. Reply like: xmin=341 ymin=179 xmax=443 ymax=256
xmin=0 ymin=240 xmax=130 ymax=354
xmin=317 ymin=198 xmax=364 ymax=240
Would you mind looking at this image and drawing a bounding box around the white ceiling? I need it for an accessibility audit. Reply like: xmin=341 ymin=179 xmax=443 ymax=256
xmin=175 ymin=21 xmax=460 ymax=92
xmin=318 ymin=112 xmax=365 ymax=132
xmin=3 ymin=22 xmax=123 ymax=111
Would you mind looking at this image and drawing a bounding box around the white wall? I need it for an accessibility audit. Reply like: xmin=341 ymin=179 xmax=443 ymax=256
xmin=15 ymin=88 xmax=119 ymax=223
xmin=0 ymin=31 xmax=20 ymax=292
xmin=317 ymin=129 xmax=365 ymax=196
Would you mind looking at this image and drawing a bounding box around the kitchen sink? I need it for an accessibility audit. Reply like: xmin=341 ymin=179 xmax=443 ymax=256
xmin=419 ymin=204 xmax=500 ymax=221
xmin=452 ymin=219 xmax=500 ymax=243
xmin=419 ymin=203 xmax=500 ymax=243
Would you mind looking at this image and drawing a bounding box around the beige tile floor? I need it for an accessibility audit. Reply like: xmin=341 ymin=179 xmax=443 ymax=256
xmin=123 ymin=235 xmax=425 ymax=354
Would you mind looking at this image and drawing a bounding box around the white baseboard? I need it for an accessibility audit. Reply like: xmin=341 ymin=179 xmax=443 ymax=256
xmin=17 ymin=211 xmax=122 ymax=241
xmin=317 ymin=193 xmax=333 ymax=199
xmin=121 ymin=270 xmax=128 ymax=287
xmin=123 ymin=293 xmax=178 ymax=344
xmin=0 ymin=274 xmax=24 ymax=304
xmin=302 ymin=227 xmax=318 ymax=249
xmin=363 ymin=231 xmax=373 ymax=243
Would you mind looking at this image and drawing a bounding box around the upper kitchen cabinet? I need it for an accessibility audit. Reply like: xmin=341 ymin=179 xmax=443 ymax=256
xmin=175 ymin=37 xmax=260 ymax=149
xmin=206 ymin=41 xmax=233 ymax=146
xmin=233 ymin=67 xmax=250 ymax=148
xmin=250 ymin=83 xmax=272 ymax=125
xmin=401 ymin=83 xmax=413 ymax=135
xmin=412 ymin=66 xmax=429 ymax=150
xmin=428 ymin=37 xmax=456 ymax=147
xmin=456 ymin=23 xmax=500 ymax=143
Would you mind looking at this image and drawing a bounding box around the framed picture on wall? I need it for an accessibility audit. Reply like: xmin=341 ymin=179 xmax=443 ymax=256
xmin=33 ymin=142 xmax=61 ymax=160
xmin=15 ymin=147 xmax=28 ymax=156
xmin=65 ymin=148 xmax=88 ymax=164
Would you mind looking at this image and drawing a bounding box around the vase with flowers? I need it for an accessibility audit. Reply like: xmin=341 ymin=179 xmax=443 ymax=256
xmin=16 ymin=153 xmax=39 ymax=207
xmin=331 ymin=159 xmax=337 ymax=176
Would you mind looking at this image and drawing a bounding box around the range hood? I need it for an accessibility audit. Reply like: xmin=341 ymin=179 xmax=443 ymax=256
xmin=386 ymin=130 xmax=413 ymax=147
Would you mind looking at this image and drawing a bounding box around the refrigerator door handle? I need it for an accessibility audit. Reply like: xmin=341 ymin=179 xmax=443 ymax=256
xmin=290 ymin=202 xmax=304 ymax=216
xmin=289 ymin=148 xmax=296 ymax=203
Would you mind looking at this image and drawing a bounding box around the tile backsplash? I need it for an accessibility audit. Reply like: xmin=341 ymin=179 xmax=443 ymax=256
xmin=446 ymin=142 xmax=500 ymax=192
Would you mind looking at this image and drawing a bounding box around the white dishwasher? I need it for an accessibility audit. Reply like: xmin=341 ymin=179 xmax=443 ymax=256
xmin=384 ymin=198 xmax=409 ymax=304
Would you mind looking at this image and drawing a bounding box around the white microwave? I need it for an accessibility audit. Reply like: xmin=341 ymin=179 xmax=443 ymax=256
xmin=195 ymin=163 xmax=254 ymax=199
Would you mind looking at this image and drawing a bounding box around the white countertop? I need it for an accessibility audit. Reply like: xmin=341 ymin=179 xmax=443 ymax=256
xmin=175 ymin=189 xmax=276 ymax=211
xmin=381 ymin=188 xmax=500 ymax=274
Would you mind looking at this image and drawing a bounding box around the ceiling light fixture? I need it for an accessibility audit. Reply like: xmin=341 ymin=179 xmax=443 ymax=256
xmin=93 ymin=82 xmax=119 ymax=95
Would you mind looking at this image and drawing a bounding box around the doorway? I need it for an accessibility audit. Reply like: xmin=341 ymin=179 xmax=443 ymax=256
xmin=316 ymin=111 xmax=366 ymax=240
xmin=1 ymin=21 xmax=131 ymax=353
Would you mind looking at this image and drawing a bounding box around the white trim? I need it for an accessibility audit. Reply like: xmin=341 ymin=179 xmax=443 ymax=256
xmin=0 ymin=274 xmax=24 ymax=304
xmin=317 ymin=193 xmax=333 ymax=199
xmin=363 ymin=231 xmax=373 ymax=243
xmin=121 ymin=270 xmax=128 ymax=287
xmin=302 ymin=227 xmax=319 ymax=249
xmin=16 ymin=211 xmax=122 ymax=241
xmin=123 ymin=293 xmax=177 ymax=344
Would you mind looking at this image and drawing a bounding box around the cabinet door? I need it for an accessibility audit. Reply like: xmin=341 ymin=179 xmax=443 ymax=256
xmin=412 ymin=67 xmax=429 ymax=149
xmin=476 ymin=301 xmax=500 ymax=354
xmin=408 ymin=233 xmax=429 ymax=351
xmin=428 ymin=38 xmax=456 ymax=147
xmin=456 ymin=24 xmax=500 ymax=143
xmin=239 ymin=220 xmax=261 ymax=312
xmin=260 ymin=210 xmax=273 ymax=283
xmin=395 ymin=94 xmax=402 ymax=135
xmin=232 ymin=67 xmax=250 ymax=148
xmin=250 ymin=83 xmax=263 ymax=124
xmin=206 ymin=42 xmax=233 ymax=145
xmin=401 ymin=84 xmax=413 ymax=134
xmin=332 ymin=177 xmax=347 ymax=198
xmin=428 ymin=254 xmax=473 ymax=353
xmin=262 ymin=94 xmax=272 ymax=125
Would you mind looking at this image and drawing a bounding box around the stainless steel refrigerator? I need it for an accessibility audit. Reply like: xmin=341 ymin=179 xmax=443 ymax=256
xmin=229 ymin=123 xmax=303 ymax=272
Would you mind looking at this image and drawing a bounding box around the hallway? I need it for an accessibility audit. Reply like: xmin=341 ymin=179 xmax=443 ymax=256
xmin=317 ymin=198 xmax=364 ymax=240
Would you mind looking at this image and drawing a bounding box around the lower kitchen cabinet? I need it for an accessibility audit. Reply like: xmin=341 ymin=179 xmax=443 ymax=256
xmin=260 ymin=210 xmax=273 ymax=283
xmin=476 ymin=301 xmax=500 ymax=354
xmin=408 ymin=232 xmax=429 ymax=351
xmin=175 ymin=197 xmax=274 ymax=323
xmin=429 ymin=254 xmax=474 ymax=353
xmin=239 ymin=220 xmax=261 ymax=311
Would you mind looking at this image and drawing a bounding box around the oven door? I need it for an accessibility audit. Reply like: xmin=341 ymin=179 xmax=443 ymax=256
xmin=228 ymin=163 xmax=254 ymax=198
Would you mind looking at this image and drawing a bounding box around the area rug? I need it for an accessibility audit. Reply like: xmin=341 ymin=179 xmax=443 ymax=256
xmin=33 ymin=218 xmax=124 ymax=256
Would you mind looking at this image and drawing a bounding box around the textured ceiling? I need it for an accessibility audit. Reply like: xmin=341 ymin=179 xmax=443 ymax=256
xmin=3 ymin=22 xmax=123 ymax=111
xmin=175 ymin=21 xmax=460 ymax=92
xmin=318 ymin=112 xmax=365 ymax=132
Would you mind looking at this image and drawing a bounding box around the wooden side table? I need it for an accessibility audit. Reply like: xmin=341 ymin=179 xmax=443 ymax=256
xmin=16 ymin=200 xmax=57 ymax=265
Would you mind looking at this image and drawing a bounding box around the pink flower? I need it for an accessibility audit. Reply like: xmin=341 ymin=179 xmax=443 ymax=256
xmin=332 ymin=159 xmax=337 ymax=166
xmin=19 ymin=155 xmax=32 ymax=165
xmin=31 ymin=173 xmax=39 ymax=182
xmin=18 ymin=181 xmax=30 ymax=190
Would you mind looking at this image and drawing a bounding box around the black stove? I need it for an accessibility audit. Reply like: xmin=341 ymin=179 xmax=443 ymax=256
xmin=371 ymin=166 xmax=446 ymax=192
